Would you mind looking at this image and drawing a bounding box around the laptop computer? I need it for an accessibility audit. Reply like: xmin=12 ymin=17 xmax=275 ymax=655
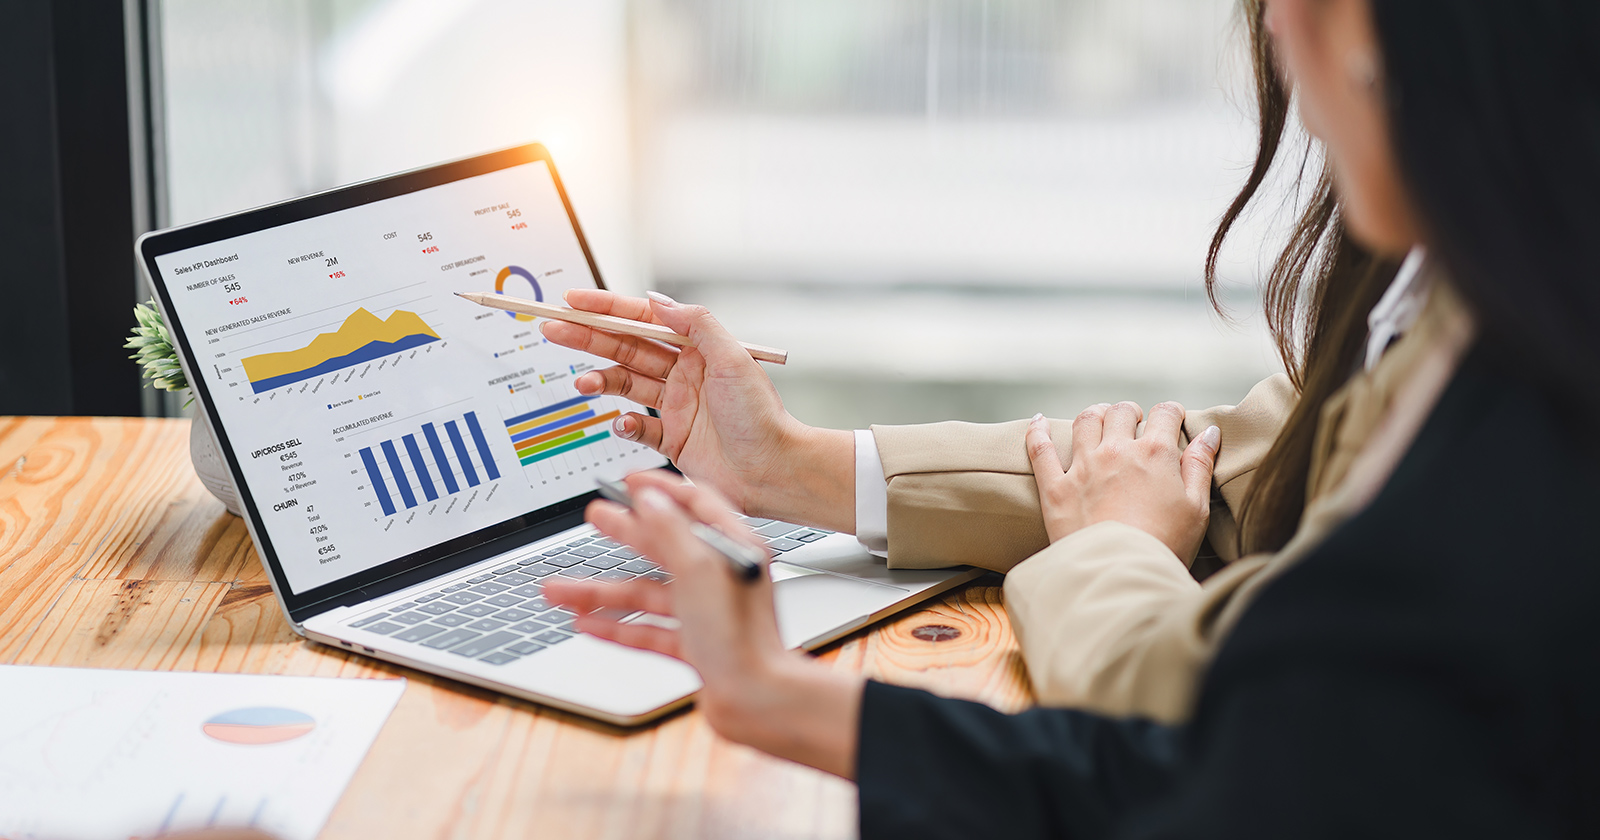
xmin=137 ymin=143 xmax=979 ymax=725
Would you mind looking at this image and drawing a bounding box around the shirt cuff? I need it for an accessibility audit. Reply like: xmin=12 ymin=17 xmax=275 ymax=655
xmin=854 ymin=429 xmax=889 ymax=557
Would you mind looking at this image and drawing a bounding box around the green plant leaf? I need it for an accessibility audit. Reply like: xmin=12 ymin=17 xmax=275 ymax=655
xmin=127 ymin=299 xmax=190 ymax=397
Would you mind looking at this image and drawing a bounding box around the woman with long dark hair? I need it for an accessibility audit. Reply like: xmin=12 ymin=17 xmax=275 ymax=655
xmin=531 ymin=0 xmax=1439 ymax=723
xmin=545 ymin=0 xmax=1600 ymax=834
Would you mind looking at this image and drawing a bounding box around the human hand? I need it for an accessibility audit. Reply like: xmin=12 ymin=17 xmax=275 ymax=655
xmin=1025 ymin=402 xmax=1220 ymax=560
xmin=542 ymin=471 xmax=862 ymax=777
xmin=542 ymin=473 xmax=790 ymax=733
xmin=540 ymin=290 xmax=835 ymax=519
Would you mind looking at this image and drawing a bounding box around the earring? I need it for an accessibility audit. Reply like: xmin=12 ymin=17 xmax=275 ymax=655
xmin=1347 ymin=51 xmax=1380 ymax=91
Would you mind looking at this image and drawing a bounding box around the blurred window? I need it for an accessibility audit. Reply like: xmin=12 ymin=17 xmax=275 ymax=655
xmin=632 ymin=0 xmax=1286 ymax=426
xmin=157 ymin=0 xmax=639 ymax=287
xmin=155 ymin=0 xmax=1285 ymax=428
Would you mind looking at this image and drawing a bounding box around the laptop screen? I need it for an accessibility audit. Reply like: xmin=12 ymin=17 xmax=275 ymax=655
xmin=144 ymin=148 xmax=669 ymax=608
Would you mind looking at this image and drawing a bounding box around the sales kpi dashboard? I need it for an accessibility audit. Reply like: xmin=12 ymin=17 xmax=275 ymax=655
xmin=154 ymin=161 xmax=665 ymax=594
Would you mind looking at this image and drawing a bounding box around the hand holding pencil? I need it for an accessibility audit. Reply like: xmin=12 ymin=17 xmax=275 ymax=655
xmin=455 ymin=291 xmax=787 ymax=364
xmin=463 ymin=288 xmax=833 ymax=525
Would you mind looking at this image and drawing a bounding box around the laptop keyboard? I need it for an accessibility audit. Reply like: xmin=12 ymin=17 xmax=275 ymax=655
xmin=346 ymin=518 xmax=833 ymax=665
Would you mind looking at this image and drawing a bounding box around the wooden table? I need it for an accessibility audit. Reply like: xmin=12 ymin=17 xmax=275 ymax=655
xmin=0 ymin=416 xmax=1033 ymax=839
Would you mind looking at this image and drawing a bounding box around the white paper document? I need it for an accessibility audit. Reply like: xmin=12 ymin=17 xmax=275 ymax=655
xmin=0 ymin=665 xmax=406 ymax=840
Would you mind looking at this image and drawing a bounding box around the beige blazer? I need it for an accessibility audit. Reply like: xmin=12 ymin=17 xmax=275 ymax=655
xmin=870 ymin=281 xmax=1474 ymax=723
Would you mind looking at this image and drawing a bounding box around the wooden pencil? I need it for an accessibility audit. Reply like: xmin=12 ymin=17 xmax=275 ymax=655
xmin=454 ymin=291 xmax=788 ymax=365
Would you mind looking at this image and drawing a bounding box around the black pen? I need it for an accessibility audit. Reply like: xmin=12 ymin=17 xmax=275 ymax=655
xmin=594 ymin=478 xmax=766 ymax=582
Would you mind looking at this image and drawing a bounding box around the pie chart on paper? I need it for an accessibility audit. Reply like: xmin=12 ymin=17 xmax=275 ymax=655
xmin=201 ymin=707 xmax=317 ymax=745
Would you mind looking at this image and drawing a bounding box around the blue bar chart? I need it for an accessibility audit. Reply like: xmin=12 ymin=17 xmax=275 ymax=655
xmin=357 ymin=410 xmax=500 ymax=515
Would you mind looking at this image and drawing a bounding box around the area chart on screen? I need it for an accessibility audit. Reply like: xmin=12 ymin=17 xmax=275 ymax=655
xmin=242 ymin=308 xmax=441 ymax=393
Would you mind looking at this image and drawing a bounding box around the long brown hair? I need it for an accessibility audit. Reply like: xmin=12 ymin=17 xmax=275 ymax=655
xmin=1206 ymin=0 xmax=1400 ymax=555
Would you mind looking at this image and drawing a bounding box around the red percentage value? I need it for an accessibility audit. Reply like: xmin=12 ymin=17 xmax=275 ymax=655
xmin=227 ymin=296 xmax=248 ymax=306
xmin=421 ymin=246 xmax=439 ymax=254
xmin=328 ymin=271 xmax=346 ymax=279
xmin=510 ymin=222 xmax=527 ymax=230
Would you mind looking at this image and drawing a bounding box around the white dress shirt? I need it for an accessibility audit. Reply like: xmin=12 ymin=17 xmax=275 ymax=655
xmin=1364 ymin=247 xmax=1431 ymax=372
xmin=851 ymin=247 xmax=1430 ymax=554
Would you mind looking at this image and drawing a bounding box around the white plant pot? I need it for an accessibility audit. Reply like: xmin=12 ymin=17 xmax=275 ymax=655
xmin=189 ymin=410 xmax=243 ymax=517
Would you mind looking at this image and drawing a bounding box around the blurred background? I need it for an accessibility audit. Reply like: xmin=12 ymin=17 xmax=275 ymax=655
xmin=14 ymin=0 xmax=1302 ymax=426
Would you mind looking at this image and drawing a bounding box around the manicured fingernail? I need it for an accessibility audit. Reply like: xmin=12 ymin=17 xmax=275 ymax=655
xmin=637 ymin=487 xmax=673 ymax=511
xmin=646 ymin=290 xmax=677 ymax=306
xmin=563 ymin=289 xmax=574 ymax=302
xmin=1096 ymin=403 xmax=1112 ymax=408
xmin=574 ymin=373 xmax=598 ymax=394
xmin=1201 ymin=425 xmax=1221 ymax=448
xmin=1031 ymin=413 xmax=1045 ymax=424
xmin=614 ymin=416 xmax=636 ymax=439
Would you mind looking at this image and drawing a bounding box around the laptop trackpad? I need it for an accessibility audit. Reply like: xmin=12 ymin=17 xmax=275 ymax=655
xmin=770 ymin=561 xmax=906 ymax=649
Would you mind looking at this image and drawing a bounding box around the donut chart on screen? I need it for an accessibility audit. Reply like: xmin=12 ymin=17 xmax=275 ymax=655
xmin=494 ymin=265 xmax=543 ymax=320
xmin=201 ymin=707 xmax=317 ymax=745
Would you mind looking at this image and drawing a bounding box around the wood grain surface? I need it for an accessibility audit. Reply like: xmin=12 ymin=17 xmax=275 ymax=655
xmin=0 ymin=416 xmax=1034 ymax=840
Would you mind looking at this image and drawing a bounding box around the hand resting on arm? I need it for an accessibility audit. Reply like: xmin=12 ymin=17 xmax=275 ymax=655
xmin=542 ymin=410 xmax=1216 ymax=780
xmin=1025 ymin=401 xmax=1221 ymax=559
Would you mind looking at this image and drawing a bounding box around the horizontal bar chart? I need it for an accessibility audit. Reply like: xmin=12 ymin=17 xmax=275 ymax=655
xmin=501 ymin=395 xmax=619 ymax=466
xmin=504 ymin=395 xmax=594 ymax=429
xmin=522 ymin=431 xmax=612 ymax=464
